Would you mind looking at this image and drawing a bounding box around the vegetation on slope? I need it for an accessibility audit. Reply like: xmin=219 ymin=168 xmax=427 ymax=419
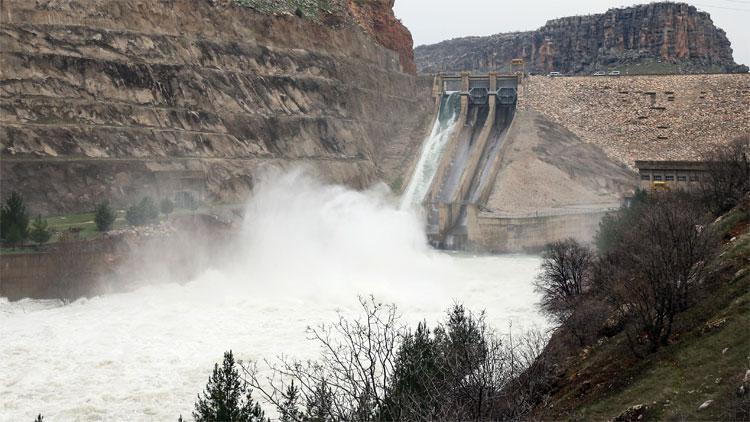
xmin=529 ymin=137 xmax=750 ymax=420
xmin=538 ymin=201 xmax=749 ymax=421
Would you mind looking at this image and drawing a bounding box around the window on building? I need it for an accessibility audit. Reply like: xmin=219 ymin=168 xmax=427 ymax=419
xmin=677 ymin=175 xmax=687 ymax=182
xmin=689 ymin=175 xmax=699 ymax=182
xmin=641 ymin=174 xmax=651 ymax=181
xmin=653 ymin=175 xmax=663 ymax=181
xmin=665 ymin=175 xmax=675 ymax=181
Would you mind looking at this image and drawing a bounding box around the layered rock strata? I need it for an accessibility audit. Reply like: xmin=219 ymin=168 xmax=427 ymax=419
xmin=416 ymin=2 xmax=747 ymax=75
xmin=0 ymin=0 xmax=431 ymax=213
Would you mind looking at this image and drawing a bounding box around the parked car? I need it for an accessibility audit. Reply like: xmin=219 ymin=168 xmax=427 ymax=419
xmin=547 ymin=71 xmax=562 ymax=77
xmin=609 ymin=70 xmax=621 ymax=76
xmin=593 ymin=71 xmax=606 ymax=76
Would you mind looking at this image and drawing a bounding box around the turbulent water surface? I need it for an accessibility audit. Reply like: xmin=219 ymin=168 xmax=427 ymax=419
xmin=0 ymin=169 xmax=544 ymax=421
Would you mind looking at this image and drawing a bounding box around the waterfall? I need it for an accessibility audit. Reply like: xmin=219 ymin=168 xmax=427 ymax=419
xmin=400 ymin=92 xmax=461 ymax=208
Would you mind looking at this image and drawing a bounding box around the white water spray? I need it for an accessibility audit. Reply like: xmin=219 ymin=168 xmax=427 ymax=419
xmin=400 ymin=93 xmax=460 ymax=208
xmin=0 ymin=168 xmax=544 ymax=421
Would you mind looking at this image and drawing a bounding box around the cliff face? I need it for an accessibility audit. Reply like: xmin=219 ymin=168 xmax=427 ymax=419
xmin=348 ymin=0 xmax=416 ymax=74
xmin=416 ymin=2 xmax=747 ymax=75
xmin=0 ymin=0 xmax=430 ymax=213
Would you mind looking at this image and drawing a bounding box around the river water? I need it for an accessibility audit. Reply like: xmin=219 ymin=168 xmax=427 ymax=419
xmin=0 ymin=169 xmax=544 ymax=421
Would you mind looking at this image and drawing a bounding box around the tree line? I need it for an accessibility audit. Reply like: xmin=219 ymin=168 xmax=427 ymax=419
xmin=181 ymin=297 xmax=550 ymax=422
xmin=0 ymin=192 xmax=200 ymax=247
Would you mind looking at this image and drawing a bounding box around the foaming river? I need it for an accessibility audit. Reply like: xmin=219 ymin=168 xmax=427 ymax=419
xmin=0 ymin=168 xmax=544 ymax=421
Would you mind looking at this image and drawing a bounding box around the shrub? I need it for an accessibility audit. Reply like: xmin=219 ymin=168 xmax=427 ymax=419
xmin=534 ymin=238 xmax=593 ymax=325
xmin=0 ymin=191 xmax=29 ymax=244
xmin=193 ymin=350 xmax=267 ymax=422
xmin=595 ymin=189 xmax=649 ymax=254
xmin=160 ymin=198 xmax=175 ymax=216
xmin=29 ymin=215 xmax=51 ymax=245
xmin=701 ymin=135 xmax=750 ymax=215
xmin=95 ymin=202 xmax=116 ymax=232
xmin=125 ymin=197 xmax=159 ymax=226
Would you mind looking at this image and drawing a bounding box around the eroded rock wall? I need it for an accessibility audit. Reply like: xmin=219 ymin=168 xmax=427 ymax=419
xmin=0 ymin=0 xmax=431 ymax=213
xmin=416 ymin=2 xmax=747 ymax=75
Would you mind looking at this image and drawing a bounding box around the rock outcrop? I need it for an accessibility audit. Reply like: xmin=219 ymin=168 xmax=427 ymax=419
xmin=0 ymin=0 xmax=430 ymax=213
xmin=415 ymin=2 xmax=748 ymax=75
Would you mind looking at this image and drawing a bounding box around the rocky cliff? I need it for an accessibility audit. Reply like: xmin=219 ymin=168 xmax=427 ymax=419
xmin=415 ymin=2 xmax=748 ymax=75
xmin=0 ymin=0 xmax=429 ymax=213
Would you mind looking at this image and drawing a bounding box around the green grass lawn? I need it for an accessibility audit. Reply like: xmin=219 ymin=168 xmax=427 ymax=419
xmin=0 ymin=202 xmax=244 ymax=255
xmin=45 ymin=210 xmax=128 ymax=242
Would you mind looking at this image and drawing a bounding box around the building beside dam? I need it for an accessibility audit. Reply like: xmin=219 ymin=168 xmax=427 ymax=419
xmin=635 ymin=160 xmax=708 ymax=191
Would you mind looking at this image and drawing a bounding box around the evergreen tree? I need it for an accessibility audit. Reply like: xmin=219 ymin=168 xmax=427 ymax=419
xmin=193 ymin=350 xmax=267 ymax=422
xmin=278 ymin=381 xmax=303 ymax=422
xmin=34 ymin=414 xmax=44 ymax=422
xmin=160 ymin=198 xmax=175 ymax=216
xmin=0 ymin=191 xmax=29 ymax=244
xmin=95 ymin=201 xmax=116 ymax=232
xmin=304 ymin=379 xmax=333 ymax=422
xmin=381 ymin=322 xmax=441 ymax=421
xmin=126 ymin=197 xmax=159 ymax=226
xmin=29 ymin=215 xmax=51 ymax=245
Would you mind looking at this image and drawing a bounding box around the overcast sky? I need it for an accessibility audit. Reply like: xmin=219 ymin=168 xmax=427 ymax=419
xmin=394 ymin=0 xmax=749 ymax=66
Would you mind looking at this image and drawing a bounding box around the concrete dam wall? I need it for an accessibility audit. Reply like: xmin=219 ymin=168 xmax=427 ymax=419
xmin=404 ymin=73 xmax=520 ymax=249
xmin=404 ymin=73 xmax=637 ymax=252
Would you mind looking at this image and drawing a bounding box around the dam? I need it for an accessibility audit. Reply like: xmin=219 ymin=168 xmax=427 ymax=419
xmin=402 ymin=72 xmax=519 ymax=249
xmin=403 ymin=72 xmax=635 ymax=252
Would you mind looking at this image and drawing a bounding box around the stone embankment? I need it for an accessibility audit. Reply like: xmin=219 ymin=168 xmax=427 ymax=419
xmin=519 ymin=74 xmax=750 ymax=167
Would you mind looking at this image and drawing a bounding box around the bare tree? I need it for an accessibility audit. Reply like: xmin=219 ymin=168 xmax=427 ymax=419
xmin=702 ymin=135 xmax=750 ymax=215
xmin=243 ymin=295 xmax=403 ymax=421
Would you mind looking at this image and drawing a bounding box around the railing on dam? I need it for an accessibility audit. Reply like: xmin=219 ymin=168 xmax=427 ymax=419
xmin=437 ymin=72 xmax=519 ymax=105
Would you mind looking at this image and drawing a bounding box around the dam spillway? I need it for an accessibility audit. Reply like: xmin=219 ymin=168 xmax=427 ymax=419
xmin=405 ymin=73 xmax=518 ymax=249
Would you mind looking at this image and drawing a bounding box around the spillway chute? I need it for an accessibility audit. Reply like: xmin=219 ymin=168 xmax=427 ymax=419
xmin=401 ymin=72 xmax=519 ymax=249
xmin=400 ymin=92 xmax=461 ymax=208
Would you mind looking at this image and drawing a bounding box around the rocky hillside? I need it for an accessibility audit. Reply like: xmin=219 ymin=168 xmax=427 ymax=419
xmin=0 ymin=0 xmax=430 ymax=213
xmin=416 ymin=2 xmax=748 ymax=75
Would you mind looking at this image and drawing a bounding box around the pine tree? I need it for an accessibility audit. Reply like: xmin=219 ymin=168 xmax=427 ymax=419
xmin=193 ymin=350 xmax=267 ymax=422
xmin=34 ymin=414 xmax=44 ymax=422
xmin=278 ymin=381 xmax=303 ymax=422
xmin=1 ymin=191 xmax=29 ymax=244
xmin=126 ymin=197 xmax=159 ymax=226
xmin=160 ymin=198 xmax=175 ymax=216
xmin=381 ymin=322 xmax=442 ymax=421
xmin=304 ymin=379 xmax=333 ymax=422
xmin=29 ymin=215 xmax=51 ymax=245
xmin=95 ymin=201 xmax=116 ymax=232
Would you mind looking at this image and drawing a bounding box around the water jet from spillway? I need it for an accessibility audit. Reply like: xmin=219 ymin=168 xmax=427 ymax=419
xmin=400 ymin=92 xmax=461 ymax=209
